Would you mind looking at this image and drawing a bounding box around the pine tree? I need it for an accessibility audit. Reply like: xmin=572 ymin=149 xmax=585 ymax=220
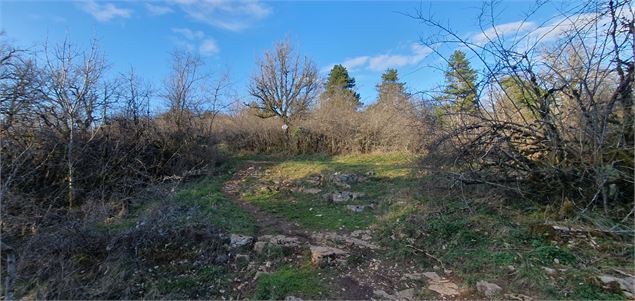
xmin=442 ymin=50 xmax=478 ymax=111
xmin=376 ymin=68 xmax=408 ymax=107
xmin=322 ymin=64 xmax=360 ymax=107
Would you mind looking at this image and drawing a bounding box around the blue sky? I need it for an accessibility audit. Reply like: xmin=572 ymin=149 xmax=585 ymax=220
xmin=1 ymin=0 xmax=576 ymax=107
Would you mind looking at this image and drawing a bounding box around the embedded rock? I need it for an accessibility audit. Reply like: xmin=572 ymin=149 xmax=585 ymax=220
xmin=310 ymin=245 xmax=347 ymax=266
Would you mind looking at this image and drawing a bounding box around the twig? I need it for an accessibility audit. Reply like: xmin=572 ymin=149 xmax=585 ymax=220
xmin=406 ymin=244 xmax=446 ymax=270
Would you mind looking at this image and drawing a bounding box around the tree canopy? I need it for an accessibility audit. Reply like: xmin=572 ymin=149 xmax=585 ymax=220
xmin=441 ymin=50 xmax=478 ymax=111
xmin=322 ymin=64 xmax=361 ymax=108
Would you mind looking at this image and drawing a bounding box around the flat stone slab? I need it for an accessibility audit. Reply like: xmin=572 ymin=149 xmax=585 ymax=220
xmin=229 ymin=234 xmax=253 ymax=248
xmin=428 ymin=280 xmax=459 ymax=296
xmin=311 ymin=232 xmax=380 ymax=250
xmin=476 ymin=280 xmax=502 ymax=296
xmin=310 ymin=245 xmax=348 ymax=266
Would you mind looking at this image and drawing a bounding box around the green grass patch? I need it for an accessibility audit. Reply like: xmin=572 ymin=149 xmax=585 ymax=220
xmin=244 ymin=190 xmax=374 ymax=231
xmin=253 ymin=265 xmax=324 ymax=300
xmin=155 ymin=265 xmax=230 ymax=298
xmin=175 ymin=175 xmax=257 ymax=235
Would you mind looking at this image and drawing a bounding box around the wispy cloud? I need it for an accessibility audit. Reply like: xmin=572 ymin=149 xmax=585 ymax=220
xmin=527 ymin=13 xmax=600 ymax=43
xmin=472 ymin=21 xmax=537 ymax=45
xmin=342 ymin=56 xmax=370 ymax=69
xmin=145 ymin=3 xmax=173 ymax=16
xmin=472 ymin=9 xmax=633 ymax=47
xmin=79 ymin=0 xmax=131 ymax=22
xmin=199 ymin=39 xmax=219 ymax=55
xmin=171 ymin=27 xmax=219 ymax=56
xmin=329 ymin=43 xmax=432 ymax=73
xmin=171 ymin=0 xmax=271 ymax=31
xmin=172 ymin=27 xmax=205 ymax=40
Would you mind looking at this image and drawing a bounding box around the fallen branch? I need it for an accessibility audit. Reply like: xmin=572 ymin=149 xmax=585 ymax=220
xmin=406 ymin=244 xmax=446 ymax=270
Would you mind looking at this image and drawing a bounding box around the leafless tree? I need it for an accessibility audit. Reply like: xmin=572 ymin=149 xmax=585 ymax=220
xmin=248 ymin=40 xmax=319 ymax=125
xmin=38 ymin=38 xmax=108 ymax=208
xmin=118 ymin=67 xmax=151 ymax=126
xmin=163 ymin=50 xmax=205 ymax=132
xmin=202 ymin=69 xmax=234 ymax=135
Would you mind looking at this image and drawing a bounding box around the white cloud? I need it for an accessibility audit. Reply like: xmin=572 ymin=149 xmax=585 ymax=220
xmin=342 ymin=56 xmax=369 ymax=69
xmin=80 ymin=0 xmax=131 ymax=22
xmin=171 ymin=0 xmax=271 ymax=31
xmin=171 ymin=27 xmax=219 ymax=56
xmin=327 ymin=43 xmax=432 ymax=73
xmin=145 ymin=3 xmax=173 ymax=16
xmin=472 ymin=21 xmax=537 ymax=45
xmin=368 ymin=54 xmax=412 ymax=71
xmin=172 ymin=27 xmax=205 ymax=40
xmin=199 ymin=38 xmax=220 ymax=55
xmin=473 ymin=9 xmax=634 ymax=47
xmin=528 ymin=13 xmax=599 ymax=43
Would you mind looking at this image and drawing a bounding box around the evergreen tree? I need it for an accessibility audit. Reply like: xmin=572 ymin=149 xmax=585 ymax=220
xmin=441 ymin=50 xmax=478 ymax=111
xmin=322 ymin=64 xmax=360 ymax=107
xmin=376 ymin=68 xmax=408 ymax=107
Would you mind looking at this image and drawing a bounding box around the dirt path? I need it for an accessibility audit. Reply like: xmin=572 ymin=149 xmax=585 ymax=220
xmin=222 ymin=161 xmax=312 ymax=241
xmin=221 ymin=162 xmax=463 ymax=300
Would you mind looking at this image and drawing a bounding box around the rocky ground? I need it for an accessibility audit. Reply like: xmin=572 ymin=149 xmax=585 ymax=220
xmin=221 ymin=161 xmax=472 ymax=300
xmin=215 ymin=159 xmax=634 ymax=300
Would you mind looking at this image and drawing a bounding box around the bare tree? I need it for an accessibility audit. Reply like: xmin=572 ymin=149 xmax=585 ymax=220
xmin=119 ymin=67 xmax=151 ymax=126
xmin=163 ymin=50 xmax=205 ymax=132
xmin=248 ymin=40 xmax=319 ymax=125
xmin=202 ymin=70 xmax=233 ymax=135
xmin=39 ymin=38 xmax=108 ymax=208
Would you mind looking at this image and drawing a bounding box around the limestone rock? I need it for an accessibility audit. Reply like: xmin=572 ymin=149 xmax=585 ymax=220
xmin=428 ymin=281 xmax=459 ymax=296
xmin=310 ymin=245 xmax=347 ymax=266
xmin=476 ymin=281 xmax=502 ymax=297
xmin=254 ymin=235 xmax=301 ymax=254
xmin=544 ymin=267 xmax=556 ymax=275
xmin=302 ymin=187 xmax=322 ymax=194
xmin=229 ymin=234 xmax=253 ymax=248
xmin=311 ymin=232 xmax=379 ymax=250
xmin=423 ymin=271 xmax=442 ymax=282
xmin=332 ymin=172 xmax=359 ymax=188
xmin=260 ymin=235 xmax=301 ymax=247
xmin=253 ymin=241 xmax=267 ymax=253
xmin=397 ymin=288 xmax=415 ymax=300
xmin=373 ymin=289 xmax=394 ymax=300
xmin=351 ymin=230 xmax=372 ymax=241
xmin=325 ymin=191 xmax=366 ymax=203
xmin=598 ymin=275 xmax=635 ymax=294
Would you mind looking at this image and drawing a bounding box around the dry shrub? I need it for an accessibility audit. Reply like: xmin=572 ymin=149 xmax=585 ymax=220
xmin=217 ymin=96 xmax=428 ymax=155
xmin=14 ymin=199 xmax=230 ymax=299
xmin=417 ymin=0 xmax=634 ymax=214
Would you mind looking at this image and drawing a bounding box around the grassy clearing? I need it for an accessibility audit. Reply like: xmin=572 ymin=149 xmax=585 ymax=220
xmin=240 ymin=152 xmax=419 ymax=231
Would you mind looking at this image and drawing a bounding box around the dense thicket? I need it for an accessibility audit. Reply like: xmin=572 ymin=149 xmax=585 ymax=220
xmin=1 ymin=40 xmax=226 ymax=240
xmin=418 ymin=0 xmax=634 ymax=214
